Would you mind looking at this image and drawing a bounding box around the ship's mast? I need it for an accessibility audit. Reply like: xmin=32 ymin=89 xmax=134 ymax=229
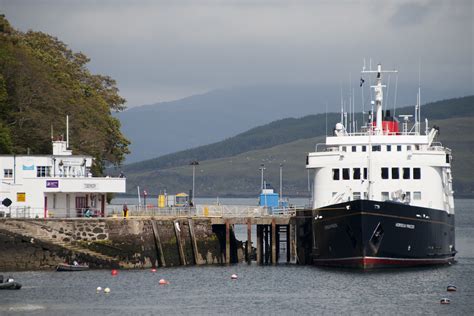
xmin=362 ymin=64 xmax=397 ymax=135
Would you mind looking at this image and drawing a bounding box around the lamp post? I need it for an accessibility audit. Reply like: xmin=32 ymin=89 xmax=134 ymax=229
xmin=259 ymin=163 xmax=265 ymax=191
xmin=279 ymin=163 xmax=283 ymax=205
xmin=190 ymin=160 xmax=199 ymax=205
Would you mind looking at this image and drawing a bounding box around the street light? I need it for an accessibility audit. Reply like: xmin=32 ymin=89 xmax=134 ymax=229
xmin=190 ymin=160 xmax=199 ymax=205
xmin=279 ymin=163 xmax=283 ymax=205
xmin=259 ymin=163 xmax=265 ymax=191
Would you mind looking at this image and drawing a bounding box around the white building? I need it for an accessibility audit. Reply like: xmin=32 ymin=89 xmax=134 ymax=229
xmin=0 ymin=138 xmax=126 ymax=218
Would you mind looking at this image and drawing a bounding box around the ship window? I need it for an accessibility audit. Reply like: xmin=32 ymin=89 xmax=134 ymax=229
xmin=446 ymin=154 xmax=450 ymax=163
xmin=397 ymin=145 xmax=402 ymax=152
xmin=363 ymin=168 xmax=368 ymax=180
xmin=362 ymin=146 xmax=367 ymax=152
xmin=372 ymin=145 xmax=381 ymax=152
xmin=3 ymin=169 xmax=13 ymax=178
xmin=405 ymin=191 xmax=411 ymax=202
xmin=407 ymin=145 xmax=412 ymax=151
xmin=413 ymin=168 xmax=421 ymax=179
xmin=403 ymin=168 xmax=410 ymax=179
xmin=413 ymin=191 xmax=421 ymax=200
xmin=332 ymin=192 xmax=337 ymax=197
xmin=387 ymin=145 xmax=391 ymax=152
xmin=363 ymin=192 xmax=368 ymax=199
xmin=352 ymin=146 xmax=357 ymax=152
xmin=36 ymin=166 xmax=51 ymax=178
xmin=353 ymin=168 xmax=361 ymax=180
xmin=415 ymin=145 xmax=420 ymax=150
xmin=353 ymin=192 xmax=361 ymax=200
xmin=341 ymin=146 xmax=347 ymax=152
xmin=342 ymin=168 xmax=350 ymax=180
xmin=332 ymin=169 xmax=340 ymax=180
xmin=392 ymin=168 xmax=399 ymax=179
xmin=381 ymin=192 xmax=389 ymax=201
xmin=381 ymin=167 xmax=389 ymax=179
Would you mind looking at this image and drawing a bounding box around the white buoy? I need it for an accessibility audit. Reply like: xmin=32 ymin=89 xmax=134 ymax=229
xmin=96 ymin=286 xmax=102 ymax=292
xmin=231 ymin=274 xmax=238 ymax=280
xmin=104 ymin=287 xmax=110 ymax=294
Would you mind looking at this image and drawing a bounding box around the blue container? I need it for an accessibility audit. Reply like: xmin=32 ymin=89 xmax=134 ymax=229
xmin=259 ymin=193 xmax=279 ymax=208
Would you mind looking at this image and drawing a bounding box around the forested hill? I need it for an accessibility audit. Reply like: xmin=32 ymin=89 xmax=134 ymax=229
xmin=124 ymin=95 xmax=474 ymax=173
xmin=0 ymin=16 xmax=129 ymax=173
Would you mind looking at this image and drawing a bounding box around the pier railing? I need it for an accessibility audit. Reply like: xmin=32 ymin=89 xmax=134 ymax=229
xmin=0 ymin=204 xmax=302 ymax=219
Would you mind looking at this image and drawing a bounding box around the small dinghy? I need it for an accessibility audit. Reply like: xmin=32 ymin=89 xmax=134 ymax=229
xmin=56 ymin=262 xmax=89 ymax=271
xmin=0 ymin=275 xmax=22 ymax=290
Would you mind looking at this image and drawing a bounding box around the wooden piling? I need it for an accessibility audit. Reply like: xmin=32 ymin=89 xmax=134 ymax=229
xmin=225 ymin=220 xmax=230 ymax=264
xmin=173 ymin=220 xmax=187 ymax=266
xmin=247 ymin=218 xmax=252 ymax=264
xmin=286 ymin=224 xmax=291 ymax=263
xmin=271 ymin=219 xmax=276 ymax=265
xmin=256 ymin=224 xmax=263 ymax=265
xmin=150 ymin=220 xmax=166 ymax=267
xmin=290 ymin=222 xmax=296 ymax=263
xmin=188 ymin=218 xmax=201 ymax=265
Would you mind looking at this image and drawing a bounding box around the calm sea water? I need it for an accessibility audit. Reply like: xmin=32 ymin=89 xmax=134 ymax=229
xmin=1 ymin=199 xmax=473 ymax=315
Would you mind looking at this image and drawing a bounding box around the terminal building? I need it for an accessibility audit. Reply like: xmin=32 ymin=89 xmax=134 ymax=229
xmin=0 ymin=135 xmax=126 ymax=218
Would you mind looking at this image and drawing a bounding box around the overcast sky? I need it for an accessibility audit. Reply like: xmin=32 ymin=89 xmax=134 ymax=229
xmin=1 ymin=0 xmax=472 ymax=107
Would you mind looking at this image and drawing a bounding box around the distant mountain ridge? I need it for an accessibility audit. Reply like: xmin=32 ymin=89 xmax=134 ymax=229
xmin=123 ymin=95 xmax=474 ymax=173
xmin=118 ymin=84 xmax=454 ymax=163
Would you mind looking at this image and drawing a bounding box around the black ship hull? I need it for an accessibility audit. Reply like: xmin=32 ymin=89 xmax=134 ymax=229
xmin=312 ymin=200 xmax=456 ymax=269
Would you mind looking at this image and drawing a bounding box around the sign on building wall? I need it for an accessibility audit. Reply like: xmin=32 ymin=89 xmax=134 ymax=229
xmin=46 ymin=180 xmax=59 ymax=188
xmin=17 ymin=192 xmax=26 ymax=202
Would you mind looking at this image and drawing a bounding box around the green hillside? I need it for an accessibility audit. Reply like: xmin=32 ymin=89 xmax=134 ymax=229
xmin=124 ymin=96 xmax=474 ymax=198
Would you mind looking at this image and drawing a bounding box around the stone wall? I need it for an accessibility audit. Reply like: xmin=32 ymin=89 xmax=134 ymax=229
xmin=0 ymin=218 xmax=241 ymax=271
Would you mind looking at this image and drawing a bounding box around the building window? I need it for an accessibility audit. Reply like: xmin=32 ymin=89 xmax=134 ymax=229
xmin=36 ymin=166 xmax=51 ymax=178
xmin=413 ymin=168 xmax=421 ymax=179
xmin=381 ymin=167 xmax=389 ymax=179
xmin=403 ymin=167 xmax=410 ymax=179
xmin=3 ymin=169 xmax=13 ymax=178
xmin=372 ymin=145 xmax=381 ymax=152
xmin=342 ymin=168 xmax=350 ymax=180
xmin=387 ymin=145 xmax=391 ymax=152
xmin=392 ymin=168 xmax=399 ymax=179
xmin=353 ymin=168 xmax=361 ymax=180
xmin=332 ymin=169 xmax=340 ymax=180
xmin=362 ymin=146 xmax=367 ymax=152
xmin=363 ymin=168 xmax=368 ymax=180
xmin=352 ymin=146 xmax=357 ymax=152
xmin=397 ymin=145 xmax=402 ymax=152
xmin=381 ymin=192 xmax=389 ymax=201
xmin=353 ymin=192 xmax=361 ymax=200
xmin=413 ymin=191 xmax=421 ymax=200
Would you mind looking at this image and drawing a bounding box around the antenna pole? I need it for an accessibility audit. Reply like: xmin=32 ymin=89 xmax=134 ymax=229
xmin=66 ymin=115 xmax=69 ymax=149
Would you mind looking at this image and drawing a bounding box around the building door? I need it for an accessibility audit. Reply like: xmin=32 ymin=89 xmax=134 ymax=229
xmin=66 ymin=194 xmax=70 ymax=218
xmin=75 ymin=196 xmax=87 ymax=217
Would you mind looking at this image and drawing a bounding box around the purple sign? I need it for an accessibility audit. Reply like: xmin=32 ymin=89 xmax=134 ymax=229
xmin=46 ymin=180 xmax=59 ymax=188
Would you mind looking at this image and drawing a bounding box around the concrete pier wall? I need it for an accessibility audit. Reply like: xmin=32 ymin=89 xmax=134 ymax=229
xmin=0 ymin=218 xmax=239 ymax=271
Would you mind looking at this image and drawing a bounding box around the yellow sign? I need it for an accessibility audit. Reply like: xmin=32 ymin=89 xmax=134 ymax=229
xmin=17 ymin=192 xmax=26 ymax=202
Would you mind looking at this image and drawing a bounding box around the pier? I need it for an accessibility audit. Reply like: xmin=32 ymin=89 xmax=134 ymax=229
xmin=0 ymin=204 xmax=313 ymax=271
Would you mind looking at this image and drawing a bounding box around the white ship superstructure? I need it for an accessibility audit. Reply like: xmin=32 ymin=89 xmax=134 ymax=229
xmin=307 ymin=64 xmax=454 ymax=213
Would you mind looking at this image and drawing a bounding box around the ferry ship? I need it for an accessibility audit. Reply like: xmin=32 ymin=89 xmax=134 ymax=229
xmin=306 ymin=64 xmax=456 ymax=268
